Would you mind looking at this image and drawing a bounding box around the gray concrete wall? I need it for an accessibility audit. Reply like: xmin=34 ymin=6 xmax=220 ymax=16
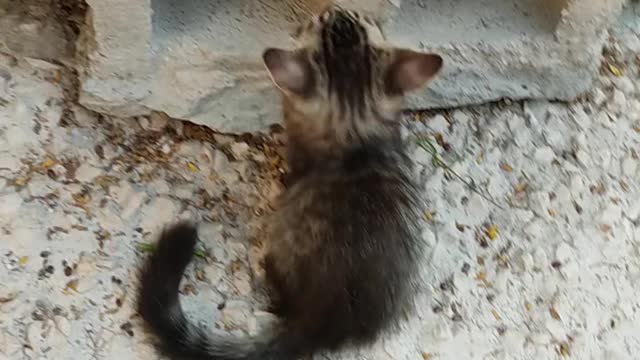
xmin=74 ymin=0 xmax=628 ymax=133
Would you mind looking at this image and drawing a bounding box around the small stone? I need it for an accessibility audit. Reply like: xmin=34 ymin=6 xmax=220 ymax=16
xmin=248 ymin=311 xmax=278 ymax=336
xmin=560 ymin=261 xmax=579 ymax=280
xmin=555 ymin=242 xmax=574 ymax=263
xmin=421 ymin=228 xmax=436 ymax=246
xmin=514 ymin=250 xmax=534 ymax=272
xmin=233 ymin=271 xmax=252 ymax=296
xmin=230 ymin=142 xmax=250 ymax=159
xmin=428 ymin=114 xmax=449 ymax=133
xmin=139 ymin=198 xmax=177 ymax=232
xmin=204 ymin=264 xmax=224 ymax=285
xmin=0 ymin=193 xmax=23 ymax=217
xmin=75 ymin=163 xmax=102 ymax=182
xmin=529 ymin=192 xmax=550 ymax=217
xmin=534 ymin=146 xmax=555 ymax=164
xmin=220 ymin=300 xmax=251 ymax=330
xmin=532 ymin=247 xmax=549 ymax=268
xmin=599 ymin=204 xmax=622 ymax=226
xmin=613 ymin=76 xmax=635 ymax=94
xmin=432 ymin=320 xmax=452 ymax=341
xmin=148 ymin=112 xmax=169 ymax=130
xmin=592 ymin=88 xmax=607 ymax=107
xmin=621 ymin=157 xmax=637 ymax=176
xmin=576 ymin=150 xmax=591 ymax=167
xmin=138 ymin=117 xmax=150 ymax=129
xmin=508 ymin=114 xmax=527 ymax=132
xmin=611 ymin=89 xmax=627 ymax=111
xmin=120 ymin=191 xmax=147 ymax=219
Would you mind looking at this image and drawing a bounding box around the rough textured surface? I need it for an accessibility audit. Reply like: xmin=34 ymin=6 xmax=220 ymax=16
xmin=1 ymin=7 xmax=640 ymax=360
xmin=73 ymin=0 xmax=628 ymax=133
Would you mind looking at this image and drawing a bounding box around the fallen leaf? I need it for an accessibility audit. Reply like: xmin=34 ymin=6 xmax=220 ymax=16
xmin=633 ymin=126 xmax=640 ymax=133
xmin=72 ymin=191 xmax=91 ymax=206
xmin=475 ymin=271 xmax=487 ymax=281
xmin=548 ymin=209 xmax=556 ymax=217
xmin=491 ymin=309 xmax=502 ymax=320
xmin=549 ymin=307 xmax=561 ymax=321
xmin=0 ymin=292 xmax=18 ymax=303
xmin=559 ymin=342 xmax=570 ymax=357
xmin=499 ymin=162 xmax=513 ymax=173
xmin=64 ymin=279 xmax=79 ymax=294
xmin=41 ymin=157 xmax=56 ymax=169
xmin=525 ymin=302 xmax=533 ymax=311
xmin=608 ymin=63 xmax=622 ymax=77
xmin=19 ymin=256 xmax=28 ymax=266
xmin=421 ymin=352 xmax=433 ymax=360
xmin=485 ymin=225 xmax=498 ymax=240
xmin=186 ymin=162 xmax=199 ymax=173
xmin=13 ymin=177 xmax=28 ymax=187
xmin=424 ymin=211 xmax=435 ymax=221
xmin=513 ymin=183 xmax=527 ymax=194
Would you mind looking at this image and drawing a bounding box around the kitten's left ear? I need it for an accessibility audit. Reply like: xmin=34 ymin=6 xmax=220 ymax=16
xmin=262 ymin=48 xmax=313 ymax=96
xmin=386 ymin=49 xmax=443 ymax=94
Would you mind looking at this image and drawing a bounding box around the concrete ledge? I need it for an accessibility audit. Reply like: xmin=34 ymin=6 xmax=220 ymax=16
xmin=76 ymin=0 xmax=628 ymax=132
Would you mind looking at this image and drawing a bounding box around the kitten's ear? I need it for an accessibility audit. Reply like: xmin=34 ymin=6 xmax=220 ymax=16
xmin=386 ymin=49 xmax=443 ymax=94
xmin=262 ymin=48 xmax=312 ymax=96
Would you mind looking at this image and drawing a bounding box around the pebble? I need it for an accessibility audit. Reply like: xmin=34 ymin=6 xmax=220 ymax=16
xmin=613 ymin=76 xmax=635 ymax=94
xmin=611 ymin=89 xmax=627 ymax=112
xmin=621 ymin=157 xmax=637 ymax=176
xmin=75 ymin=163 xmax=102 ymax=183
xmin=248 ymin=311 xmax=277 ymax=336
xmin=219 ymin=300 xmax=251 ymax=330
xmin=555 ymin=242 xmax=575 ymax=263
xmin=230 ymin=142 xmax=250 ymax=159
xmin=0 ymin=192 xmax=23 ymax=217
xmin=534 ymin=146 xmax=555 ymax=164
xmin=428 ymin=114 xmax=449 ymax=133
xmin=139 ymin=197 xmax=177 ymax=232
xmin=592 ymin=88 xmax=607 ymax=107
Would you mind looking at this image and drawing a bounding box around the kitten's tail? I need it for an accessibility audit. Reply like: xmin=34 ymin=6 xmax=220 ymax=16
xmin=137 ymin=222 xmax=306 ymax=360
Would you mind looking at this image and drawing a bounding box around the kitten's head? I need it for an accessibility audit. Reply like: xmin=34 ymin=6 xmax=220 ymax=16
xmin=262 ymin=5 xmax=442 ymax=149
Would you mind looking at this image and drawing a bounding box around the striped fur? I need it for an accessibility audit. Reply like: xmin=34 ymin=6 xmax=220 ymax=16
xmin=137 ymin=5 xmax=443 ymax=360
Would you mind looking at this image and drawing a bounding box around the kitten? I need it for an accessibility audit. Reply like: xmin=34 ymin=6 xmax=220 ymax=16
xmin=137 ymin=5 xmax=443 ymax=360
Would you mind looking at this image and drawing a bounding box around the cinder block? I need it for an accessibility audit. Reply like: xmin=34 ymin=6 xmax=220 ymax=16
xmin=76 ymin=0 xmax=628 ymax=133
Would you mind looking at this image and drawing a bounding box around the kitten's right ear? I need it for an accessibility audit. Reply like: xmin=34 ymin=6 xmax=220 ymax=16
xmin=262 ymin=48 xmax=312 ymax=96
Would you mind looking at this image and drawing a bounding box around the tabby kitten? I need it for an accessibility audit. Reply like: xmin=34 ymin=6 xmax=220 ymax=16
xmin=137 ymin=5 xmax=443 ymax=360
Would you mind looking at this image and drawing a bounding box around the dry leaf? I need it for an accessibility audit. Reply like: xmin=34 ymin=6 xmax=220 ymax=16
xmin=72 ymin=191 xmax=91 ymax=206
xmin=633 ymin=126 xmax=640 ymax=133
xmin=64 ymin=279 xmax=79 ymax=294
xmin=19 ymin=256 xmax=28 ymax=266
xmin=41 ymin=158 xmax=56 ymax=168
xmin=548 ymin=209 xmax=556 ymax=217
xmin=491 ymin=309 xmax=502 ymax=320
xmin=421 ymin=352 xmax=433 ymax=360
xmin=559 ymin=342 xmax=570 ymax=357
xmin=499 ymin=162 xmax=513 ymax=173
xmin=0 ymin=292 xmax=18 ymax=303
xmin=186 ymin=162 xmax=199 ymax=173
xmin=13 ymin=177 xmax=28 ymax=186
xmin=514 ymin=183 xmax=527 ymax=194
xmin=424 ymin=211 xmax=435 ymax=221
xmin=607 ymin=63 xmax=622 ymax=77
xmin=549 ymin=307 xmax=561 ymax=320
xmin=475 ymin=271 xmax=487 ymax=281
xmin=485 ymin=225 xmax=498 ymax=240
xmin=525 ymin=302 xmax=533 ymax=311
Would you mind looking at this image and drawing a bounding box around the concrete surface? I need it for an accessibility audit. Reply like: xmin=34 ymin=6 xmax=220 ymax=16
xmin=1 ymin=11 xmax=639 ymax=359
xmin=70 ymin=0 xmax=629 ymax=133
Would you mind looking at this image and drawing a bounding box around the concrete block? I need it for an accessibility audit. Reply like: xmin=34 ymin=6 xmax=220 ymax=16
xmin=76 ymin=0 xmax=628 ymax=133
